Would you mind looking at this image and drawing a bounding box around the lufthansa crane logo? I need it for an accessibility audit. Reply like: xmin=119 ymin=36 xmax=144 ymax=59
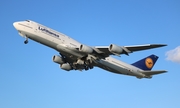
xmin=145 ymin=58 xmax=153 ymax=69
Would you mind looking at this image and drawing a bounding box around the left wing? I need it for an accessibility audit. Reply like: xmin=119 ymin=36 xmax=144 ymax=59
xmin=93 ymin=44 xmax=167 ymax=57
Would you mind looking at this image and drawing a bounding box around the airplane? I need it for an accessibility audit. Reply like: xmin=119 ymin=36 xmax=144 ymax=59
xmin=13 ymin=20 xmax=167 ymax=79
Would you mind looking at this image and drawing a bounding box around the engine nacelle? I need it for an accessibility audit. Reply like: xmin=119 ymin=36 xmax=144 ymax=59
xmin=108 ymin=44 xmax=124 ymax=55
xmin=76 ymin=59 xmax=85 ymax=65
xmin=79 ymin=44 xmax=93 ymax=54
xmin=60 ymin=63 xmax=72 ymax=71
xmin=52 ymin=55 xmax=65 ymax=64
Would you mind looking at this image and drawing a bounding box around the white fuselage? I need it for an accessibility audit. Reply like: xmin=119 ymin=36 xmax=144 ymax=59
xmin=13 ymin=20 xmax=145 ymax=78
xmin=96 ymin=57 xmax=144 ymax=77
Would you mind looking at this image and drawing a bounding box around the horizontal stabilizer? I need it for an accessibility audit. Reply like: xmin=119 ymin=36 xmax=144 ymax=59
xmin=140 ymin=70 xmax=167 ymax=76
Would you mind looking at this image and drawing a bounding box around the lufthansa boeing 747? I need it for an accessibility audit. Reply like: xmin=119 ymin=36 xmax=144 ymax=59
xmin=13 ymin=20 xmax=167 ymax=79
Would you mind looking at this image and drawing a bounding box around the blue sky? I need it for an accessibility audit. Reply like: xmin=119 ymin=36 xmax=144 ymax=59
xmin=1 ymin=0 xmax=180 ymax=108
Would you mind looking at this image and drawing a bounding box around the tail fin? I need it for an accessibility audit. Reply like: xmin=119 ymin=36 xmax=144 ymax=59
xmin=131 ymin=54 xmax=158 ymax=70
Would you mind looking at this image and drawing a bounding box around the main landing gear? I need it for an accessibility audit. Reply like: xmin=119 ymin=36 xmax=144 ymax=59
xmin=24 ymin=36 xmax=28 ymax=44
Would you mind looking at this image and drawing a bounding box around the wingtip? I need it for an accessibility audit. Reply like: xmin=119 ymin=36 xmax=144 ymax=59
xmin=164 ymin=70 xmax=168 ymax=72
xmin=157 ymin=44 xmax=167 ymax=46
xmin=151 ymin=44 xmax=168 ymax=47
xmin=159 ymin=44 xmax=167 ymax=46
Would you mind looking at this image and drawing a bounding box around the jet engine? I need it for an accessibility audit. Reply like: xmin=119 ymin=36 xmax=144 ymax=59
xmin=60 ymin=63 xmax=72 ymax=71
xmin=52 ymin=55 xmax=65 ymax=64
xmin=108 ymin=44 xmax=124 ymax=55
xmin=79 ymin=44 xmax=93 ymax=54
xmin=76 ymin=59 xmax=85 ymax=65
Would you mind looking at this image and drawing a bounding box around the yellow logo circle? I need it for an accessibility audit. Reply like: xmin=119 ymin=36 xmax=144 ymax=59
xmin=145 ymin=58 xmax=154 ymax=69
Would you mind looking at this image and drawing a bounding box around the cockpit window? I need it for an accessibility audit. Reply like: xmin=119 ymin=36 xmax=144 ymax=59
xmin=25 ymin=20 xmax=30 ymax=22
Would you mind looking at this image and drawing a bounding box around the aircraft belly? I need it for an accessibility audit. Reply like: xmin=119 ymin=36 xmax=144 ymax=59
xmin=96 ymin=59 xmax=132 ymax=75
xmin=96 ymin=60 xmax=145 ymax=77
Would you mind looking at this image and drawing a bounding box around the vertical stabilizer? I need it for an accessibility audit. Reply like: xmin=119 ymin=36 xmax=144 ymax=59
xmin=131 ymin=54 xmax=158 ymax=70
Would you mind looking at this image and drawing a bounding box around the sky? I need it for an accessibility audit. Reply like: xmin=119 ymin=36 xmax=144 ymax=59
xmin=0 ymin=0 xmax=180 ymax=108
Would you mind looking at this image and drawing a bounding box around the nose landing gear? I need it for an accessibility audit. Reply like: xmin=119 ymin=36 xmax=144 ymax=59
xmin=24 ymin=36 xmax=28 ymax=44
xmin=24 ymin=40 xmax=28 ymax=44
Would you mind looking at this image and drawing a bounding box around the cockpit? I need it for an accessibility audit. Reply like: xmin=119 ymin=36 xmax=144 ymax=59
xmin=25 ymin=20 xmax=30 ymax=22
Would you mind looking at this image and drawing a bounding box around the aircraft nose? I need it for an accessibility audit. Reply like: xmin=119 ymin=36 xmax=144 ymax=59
xmin=13 ymin=22 xmax=18 ymax=29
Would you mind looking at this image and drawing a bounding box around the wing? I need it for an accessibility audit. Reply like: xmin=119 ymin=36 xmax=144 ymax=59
xmin=124 ymin=44 xmax=167 ymax=52
xmin=94 ymin=44 xmax=167 ymax=57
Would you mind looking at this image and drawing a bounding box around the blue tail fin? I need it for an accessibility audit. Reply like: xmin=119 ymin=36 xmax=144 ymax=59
xmin=131 ymin=54 xmax=159 ymax=70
